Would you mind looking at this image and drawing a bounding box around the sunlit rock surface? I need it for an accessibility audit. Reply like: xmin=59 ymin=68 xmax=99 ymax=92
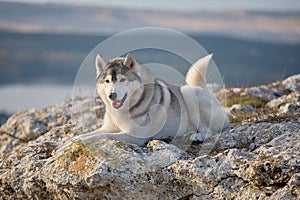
xmin=0 ymin=75 xmax=299 ymax=199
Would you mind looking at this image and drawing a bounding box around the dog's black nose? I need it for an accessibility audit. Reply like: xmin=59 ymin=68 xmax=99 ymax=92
xmin=109 ymin=92 xmax=117 ymax=100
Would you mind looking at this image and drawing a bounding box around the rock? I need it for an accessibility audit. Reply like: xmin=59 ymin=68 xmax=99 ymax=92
xmin=224 ymin=74 xmax=300 ymax=103
xmin=230 ymin=104 xmax=254 ymax=112
xmin=265 ymin=85 xmax=300 ymax=114
xmin=241 ymin=85 xmax=285 ymax=101
xmin=266 ymin=92 xmax=300 ymax=109
xmin=0 ymin=97 xmax=103 ymax=157
xmin=278 ymin=103 xmax=300 ymax=114
xmin=1 ymin=119 xmax=299 ymax=199
xmin=0 ymin=74 xmax=300 ymax=199
xmin=271 ymin=173 xmax=300 ymax=199
xmin=282 ymin=74 xmax=300 ymax=92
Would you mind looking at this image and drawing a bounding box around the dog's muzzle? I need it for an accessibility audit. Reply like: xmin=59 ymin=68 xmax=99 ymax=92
xmin=111 ymin=93 xmax=127 ymax=109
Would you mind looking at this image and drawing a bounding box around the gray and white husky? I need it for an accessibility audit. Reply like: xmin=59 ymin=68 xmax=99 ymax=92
xmin=75 ymin=53 xmax=229 ymax=146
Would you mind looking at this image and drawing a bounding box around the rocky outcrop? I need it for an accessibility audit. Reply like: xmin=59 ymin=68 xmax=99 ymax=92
xmin=0 ymin=75 xmax=300 ymax=199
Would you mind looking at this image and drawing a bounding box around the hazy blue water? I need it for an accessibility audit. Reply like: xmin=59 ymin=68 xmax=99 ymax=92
xmin=0 ymin=84 xmax=74 ymax=113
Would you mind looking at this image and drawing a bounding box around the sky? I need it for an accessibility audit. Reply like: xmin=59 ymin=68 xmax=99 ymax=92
xmin=7 ymin=0 xmax=300 ymax=11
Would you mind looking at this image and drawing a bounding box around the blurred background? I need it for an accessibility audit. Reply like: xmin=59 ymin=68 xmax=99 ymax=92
xmin=0 ymin=0 xmax=300 ymax=123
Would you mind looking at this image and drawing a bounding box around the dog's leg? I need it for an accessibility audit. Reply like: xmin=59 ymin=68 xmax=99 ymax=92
xmin=55 ymin=130 xmax=148 ymax=156
xmin=100 ymin=112 xmax=120 ymax=132
xmin=183 ymin=86 xmax=229 ymax=133
xmin=74 ymin=129 xmax=149 ymax=146
xmin=189 ymin=125 xmax=211 ymax=142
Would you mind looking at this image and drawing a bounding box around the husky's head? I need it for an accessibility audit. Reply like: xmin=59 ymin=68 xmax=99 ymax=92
xmin=95 ymin=53 xmax=150 ymax=110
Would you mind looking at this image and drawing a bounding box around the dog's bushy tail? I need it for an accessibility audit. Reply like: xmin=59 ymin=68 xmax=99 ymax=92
xmin=185 ymin=54 xmax=212 ymax=89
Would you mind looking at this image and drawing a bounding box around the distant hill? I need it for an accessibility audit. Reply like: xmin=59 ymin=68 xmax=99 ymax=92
xmin=0 ymin=1 xmax=300 ymax=43
xmin=0 ymin=30 xmax=299 ymax=86
xmin=0 ymin=30 xmax=106 ymax=84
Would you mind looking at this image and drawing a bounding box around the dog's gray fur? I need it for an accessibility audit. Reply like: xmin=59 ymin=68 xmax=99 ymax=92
xmin=75 ymin=53 xmax=229 ymax=146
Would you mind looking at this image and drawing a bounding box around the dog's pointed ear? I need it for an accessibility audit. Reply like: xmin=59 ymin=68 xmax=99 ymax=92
xmin=95 ymin=54 xmax=107 ymax=76
xmin=123 ymin=53 xmax=137 ymax=69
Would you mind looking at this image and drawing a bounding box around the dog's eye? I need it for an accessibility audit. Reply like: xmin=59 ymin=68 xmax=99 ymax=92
xmin=119 ymin=78 xmax=126 ymax=82
xmin=105 ymin=79 xmax=110 ymax=83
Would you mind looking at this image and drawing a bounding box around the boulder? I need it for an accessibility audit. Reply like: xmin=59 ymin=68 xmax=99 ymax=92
xmin=266 ymin=92 xmax=300 ymax=109
xmin=241 ymin=85 xmax=285 ymax=101
xmin=282 ymin=74 xmax=300 ymax=93
xmin=0 ymin=75 xmax=300 ymax=199
xmin=230 ymin=104 xmax=254 ymax=112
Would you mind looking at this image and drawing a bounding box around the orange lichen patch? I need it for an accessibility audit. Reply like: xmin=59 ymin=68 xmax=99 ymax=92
xmin=60 ymin=142 xmax=96 ymax=176
xmin=70 ymin=153 xmax=95 ymax=175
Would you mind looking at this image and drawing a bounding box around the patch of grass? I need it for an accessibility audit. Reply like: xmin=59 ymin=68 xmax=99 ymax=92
xmin=230 ymin=105 xmax=299 ymax=126
xmin=223 ymin=92 xmax=268 ymax=125
xmin=224 ymin=95 xmax=267 ymax=108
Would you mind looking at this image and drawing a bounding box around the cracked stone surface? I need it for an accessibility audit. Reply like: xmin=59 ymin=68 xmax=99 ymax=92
xmin=0 ymin=75 xmax=300 ymax=199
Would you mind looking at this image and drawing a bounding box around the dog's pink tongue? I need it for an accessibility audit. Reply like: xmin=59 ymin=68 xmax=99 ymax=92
xmin=112 ymin=101 xmax=121 ymax=108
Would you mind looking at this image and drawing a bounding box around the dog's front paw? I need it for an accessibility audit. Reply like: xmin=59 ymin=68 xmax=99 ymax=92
xmin=54 ymin=140 xmax=74 ymax=157
xmin=190 ymin=132 xmax=206 ymax=142
xmin=73 ymin=133 xmax=107 ymax=144
xmin=54 ymin=136 xmax=89 ymax=157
